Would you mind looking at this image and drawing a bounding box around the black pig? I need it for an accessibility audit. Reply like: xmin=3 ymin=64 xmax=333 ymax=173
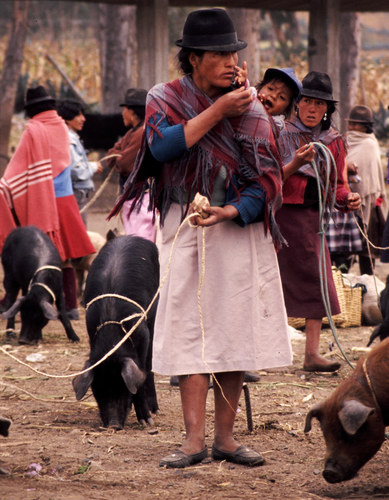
xmin=72 ymin=235 xmax=159 ymax=429
xmin=1 ymin=226 xmax=79 ymax=345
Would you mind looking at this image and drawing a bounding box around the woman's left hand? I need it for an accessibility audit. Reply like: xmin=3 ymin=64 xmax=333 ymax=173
xmin=190 ymin=204 xmax=238 ymax=227
xmin=346 ymin=192 xmax=361 ymax=211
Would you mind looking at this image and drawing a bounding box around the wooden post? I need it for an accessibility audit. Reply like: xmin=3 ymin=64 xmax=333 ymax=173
xmin=136 ymin=0 xmax=169 ymax=89
xmin=308 ymin=0 xmax=340 ymax=127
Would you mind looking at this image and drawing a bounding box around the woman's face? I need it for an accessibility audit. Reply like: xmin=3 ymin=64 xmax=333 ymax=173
xmin=259 ymin=79 xmax=293 ymax=116
xmin=297 ymin=96 xmax=328 ymax=128
xmin=67 ymin=112 xmax=85 ymax=132
xmin=190 ymin=51 xmax=238 ymax=97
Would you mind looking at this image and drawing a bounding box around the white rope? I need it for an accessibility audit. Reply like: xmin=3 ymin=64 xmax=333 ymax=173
xmin=0 ymin=212 xmax=200 ymax=380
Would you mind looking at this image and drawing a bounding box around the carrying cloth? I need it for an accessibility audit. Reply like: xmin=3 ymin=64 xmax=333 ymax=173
xmin=0 ymin=111 xmax=69 ymax=253
xmin=153 ymin=203 xmax=293 ymax=375
xmin=110 ymin=75 xmax=284 ymax=247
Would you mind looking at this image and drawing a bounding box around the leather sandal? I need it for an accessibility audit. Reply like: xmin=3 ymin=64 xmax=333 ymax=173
xmin=211 ymin=444 xmax=265 ymax=466
xmin=303 ymin=360 xmax=341 ymax=373
xmin=159 ymin=446 xmax=208 ymax=468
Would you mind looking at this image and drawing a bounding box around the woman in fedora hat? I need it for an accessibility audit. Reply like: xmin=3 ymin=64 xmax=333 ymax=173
xmin=110 ymin=8 xmax=292 ymax=468
xmin=345 ymin=105 xmax=387 ymax=273
xmin=276 ymin=71 xmax=361 ymax=372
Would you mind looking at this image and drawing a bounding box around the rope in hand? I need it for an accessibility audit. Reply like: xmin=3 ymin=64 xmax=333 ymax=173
xmin=79 ymin=153 xmax=121 ymax=214
xmin=309 ymin=142 xmax=355 ymax=369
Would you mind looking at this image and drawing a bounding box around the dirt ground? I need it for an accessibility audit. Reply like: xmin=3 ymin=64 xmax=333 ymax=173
xmin=0 ymin=181 xmax=388 ymax=500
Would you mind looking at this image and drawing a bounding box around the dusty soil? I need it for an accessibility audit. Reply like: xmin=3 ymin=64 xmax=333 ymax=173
xmin=0 ymin=182 xmax=388 ymax=499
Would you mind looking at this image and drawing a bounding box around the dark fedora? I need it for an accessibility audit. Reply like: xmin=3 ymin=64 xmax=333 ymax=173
xmin=300 ymin=71 xmax=337 ymax=103
xmin=24 ymin=85 xmax=55 ymax=108
xmin=175 ymin=8 xmax=247 ymax=52
xmin=346 ymin=105 xmax=374 ymax=124
xmin=120 ymin=88 xmax=148 ymax=107
xmin=263 ymin=67 xmax=302 ymax=97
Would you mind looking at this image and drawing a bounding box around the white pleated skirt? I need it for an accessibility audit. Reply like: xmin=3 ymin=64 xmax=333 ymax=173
xmin=152 ymin=203 xmax=293 ymax=375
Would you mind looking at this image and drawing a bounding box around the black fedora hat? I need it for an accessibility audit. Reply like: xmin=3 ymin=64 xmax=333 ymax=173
xmin=175 ymin=8 xmax=247 ymax=52
xmin=120 ymin=88 xmax=148 ymax=107
xmin=346 ymin=104 xmax=374 ymax=124
xmin=300 ymin=71 xmax=337 ymax=103
xmin=24 ymin=85 xmax=55 ymax=108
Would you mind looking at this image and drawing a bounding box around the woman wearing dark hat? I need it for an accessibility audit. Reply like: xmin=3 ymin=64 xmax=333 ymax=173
xmin=110 ymin=8 xmax=292 ymax=468
xmin=0 ymin=85 xmax=95 ymax=320
xmin=106 ymin=88 xmax=156 ymax=241
xmin=345 ymin=105 xmax=387 ymax=272
xmin=276 ymin=71 xmax=361 ymax=372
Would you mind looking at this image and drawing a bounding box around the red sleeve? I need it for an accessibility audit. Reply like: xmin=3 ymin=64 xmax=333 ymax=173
xmin=327 ymin=137 xmax=349 ymax=210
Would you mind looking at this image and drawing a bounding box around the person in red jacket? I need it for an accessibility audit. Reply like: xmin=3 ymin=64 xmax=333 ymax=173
xmin=276 ymin=72 xmax=361 ymax=372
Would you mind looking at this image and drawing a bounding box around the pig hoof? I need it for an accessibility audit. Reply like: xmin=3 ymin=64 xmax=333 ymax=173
xmin=18 ymin=338 xmax=38 ymax=346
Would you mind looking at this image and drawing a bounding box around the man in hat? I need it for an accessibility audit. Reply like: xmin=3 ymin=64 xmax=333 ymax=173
xmin=346 ymin=105 xmax=387 ymax=273
xmin=0 ymin=85 xmax=95 ymax=320
xmin=106 ymin=88 xmax=155 ymax=240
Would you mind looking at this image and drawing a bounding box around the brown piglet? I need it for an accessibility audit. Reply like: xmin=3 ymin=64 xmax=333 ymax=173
xmin=304 ymin=337 xmax=389 ymax=483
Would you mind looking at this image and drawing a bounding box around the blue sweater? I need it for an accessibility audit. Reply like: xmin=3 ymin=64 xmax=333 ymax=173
xmin=146 ymin=115 xmax=265 ymax=226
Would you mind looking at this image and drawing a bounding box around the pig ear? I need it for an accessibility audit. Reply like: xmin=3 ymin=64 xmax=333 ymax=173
xmin=40 ymin=300 xmax=58 ymax=320
xmin=121 ymin=358 xmax=146 ymax=395
xmin=1 ymin=296 xmax=26 ymax=319
xmin=338 ymin=400 xmax=375 ymax=436
xmin=72 ymin=361 xmax=94 ymax=400
xmin=304 ymin=404 xmax=323 ymax=433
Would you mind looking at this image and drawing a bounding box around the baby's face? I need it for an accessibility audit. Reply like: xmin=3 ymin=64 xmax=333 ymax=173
xmin=258 ymin=79 xmax=293 ymax=116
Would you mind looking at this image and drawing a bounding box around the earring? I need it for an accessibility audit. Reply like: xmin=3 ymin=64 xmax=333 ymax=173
xmin=323 ymin=112 xmax=328 ymax=121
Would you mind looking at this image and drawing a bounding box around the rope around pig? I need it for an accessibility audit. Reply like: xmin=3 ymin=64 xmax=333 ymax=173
xmin=0 ymin=210 xmax=203 ymax=381
xmin=0 ymin=206 xmax=235 ymax=412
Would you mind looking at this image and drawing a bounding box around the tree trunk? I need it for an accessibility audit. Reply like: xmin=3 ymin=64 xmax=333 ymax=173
xmin=228 ymin=8 xmax=261 ymax=85
xmin=339 ymin=12 xmax=361 ymax=133
xmin=0 ymin=0 xmax=29 ymax=174
xmin=98 ymin=4 xmax=137 ymax=113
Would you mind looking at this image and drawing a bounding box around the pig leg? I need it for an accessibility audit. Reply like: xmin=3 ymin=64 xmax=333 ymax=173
xmin=55 ymin=291 xmax=80 ymax=342
xmin=2 ymin=277 xmax=20 ymax=338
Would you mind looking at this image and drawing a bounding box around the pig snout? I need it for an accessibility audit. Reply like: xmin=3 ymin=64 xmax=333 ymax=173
xmin=323 ymin=458 xmax=356 ymax=484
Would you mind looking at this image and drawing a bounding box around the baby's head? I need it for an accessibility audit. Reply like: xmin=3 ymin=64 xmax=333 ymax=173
xmin=256 ymin=67 xmax=301 ymax=118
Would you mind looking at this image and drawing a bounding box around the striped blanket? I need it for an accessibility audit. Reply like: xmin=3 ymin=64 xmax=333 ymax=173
xmin=0 ymin=110 xmax=70 ymax=253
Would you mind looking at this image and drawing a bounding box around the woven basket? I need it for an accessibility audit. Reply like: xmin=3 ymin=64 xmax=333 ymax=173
xmin=288 ymin=267 xmax=362 ymax=329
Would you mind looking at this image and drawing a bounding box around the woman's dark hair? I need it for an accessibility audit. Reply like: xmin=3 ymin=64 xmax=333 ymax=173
xmin=25 ymin=101 xmax=56 ymax=119
xmin=57 ymin=98 xmax=84 ymax=121
xmin=177 ymin=47 xmax=205 ymax=75
xmin=296 ymin=96 xmax=336 ymax=131
xmin=128 ymin=105 xmax=146 ymax=121
xmin=256 ymin=75 xmax=296 ymax=118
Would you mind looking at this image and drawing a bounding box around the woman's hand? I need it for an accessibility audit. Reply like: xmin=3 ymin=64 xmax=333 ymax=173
xmin=346 ymin=192 xmax=361 ymax=211
xmin=215 ymin=87 xmax=254 ymax=119
xmin=283 ymin=143 xmax=316 ymax=180
xmin=189 ymin=204 xmax=238 ymax=227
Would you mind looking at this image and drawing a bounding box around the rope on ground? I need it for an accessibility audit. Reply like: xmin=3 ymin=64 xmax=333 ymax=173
xmin=79 ymin=154 xmax=120 ymax=214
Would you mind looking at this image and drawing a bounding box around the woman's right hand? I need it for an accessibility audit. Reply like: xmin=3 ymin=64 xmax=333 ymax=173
xmin=215 ymin=87 xmax=254 ymax=119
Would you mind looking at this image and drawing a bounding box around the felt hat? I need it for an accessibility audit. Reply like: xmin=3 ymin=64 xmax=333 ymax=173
xmin=300 ymin=71 xmax=337 ymax=103
xmin=24 ymin=85 xmax=55 ymax=108
xmin=263 ymin=67 xmax=302 ymax=97
xmin=120 ymin=88 xmax=148 ymax=107
xmin=346 ymin=105 xmax=374 ymax=124
xmin=175 ymin=8 xmax=247 ymax=52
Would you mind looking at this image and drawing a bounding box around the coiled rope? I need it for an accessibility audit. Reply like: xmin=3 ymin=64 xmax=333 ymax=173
xmin=310 ymin=142 xmax=354 ymax=369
